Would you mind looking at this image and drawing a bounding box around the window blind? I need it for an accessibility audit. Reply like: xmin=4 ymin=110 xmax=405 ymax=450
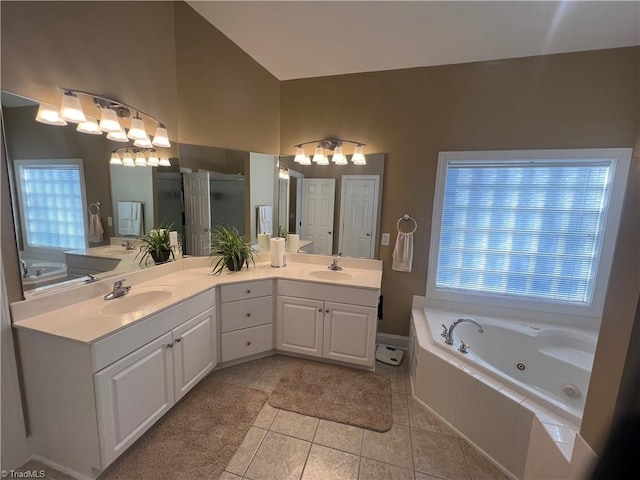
xmin=435 ymin=159 xmax=613 ymax=305
xmin=18 ymin=165 xmax=86 ymax=249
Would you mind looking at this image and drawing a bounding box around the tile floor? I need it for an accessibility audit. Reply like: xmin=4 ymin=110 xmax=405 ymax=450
xmin=14 ymin=354 xmax=511 ymax=480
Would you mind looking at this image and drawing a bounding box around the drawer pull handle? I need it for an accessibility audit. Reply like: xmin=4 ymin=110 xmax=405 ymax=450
xmin=175 ymin=338 xmax=182 ymax=343
xmin=246 ymin=289 xmax=251 ymax=294
xmin=246 ymin=313 xmax=252 ymax=317
xmin=246 ymin=341 xmax=252 ymax=346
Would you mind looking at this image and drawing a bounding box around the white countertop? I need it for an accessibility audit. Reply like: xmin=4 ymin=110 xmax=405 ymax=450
xmin=11 ymin=255 xmax=382 ymax=345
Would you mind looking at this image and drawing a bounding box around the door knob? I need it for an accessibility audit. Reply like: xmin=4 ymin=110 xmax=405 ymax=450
xmin=366 ymin=233 xmax=370 ymax=236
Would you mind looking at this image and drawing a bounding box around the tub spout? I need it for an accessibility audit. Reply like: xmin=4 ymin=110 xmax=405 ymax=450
xmin=444 ymin=318 xmax=484 ymax=345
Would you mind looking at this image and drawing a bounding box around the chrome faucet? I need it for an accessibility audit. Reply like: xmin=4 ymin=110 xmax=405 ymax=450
xmin=442 ymin=318 xmax=484 ymax=345
xmin=19 ymin=260 xmax=28 ymax=278
xmin=122 ymin=240 xmax=135 ymax=250
xmin=104 ymin=279 xmax=131 ymax=300
xmin=85 ymin=274 xmax=98 ymax=283
xmin=328 ymin=258 xmax=343 ymax=271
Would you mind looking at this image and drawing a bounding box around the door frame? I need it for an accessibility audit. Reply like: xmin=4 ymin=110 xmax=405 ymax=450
xmin=338 ymin=175 xmax=380 ymax=259
xmin=288 ymin=168 xmax=304 ymax=234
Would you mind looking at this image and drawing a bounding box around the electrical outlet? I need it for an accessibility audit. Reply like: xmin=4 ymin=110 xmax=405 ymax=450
xmin=107 ymin=216 xmax=113 ymax=226
xmin=381 ymin=233 xmax=390 ymax=246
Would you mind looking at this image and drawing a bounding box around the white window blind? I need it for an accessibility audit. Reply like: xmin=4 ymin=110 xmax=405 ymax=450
xmin=17 ymin=163 xmax=86 ymax=250
xmin=435 ymin=159 xmax=614 ymax=306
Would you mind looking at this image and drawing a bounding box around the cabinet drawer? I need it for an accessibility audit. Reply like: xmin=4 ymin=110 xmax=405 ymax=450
xmin=220 ymin=280 xmax=273 ymax=303
xmin=221 ymin=324 xmax=273 ymax=362
xmin=221 ymin=296 xmax=273 ymax=333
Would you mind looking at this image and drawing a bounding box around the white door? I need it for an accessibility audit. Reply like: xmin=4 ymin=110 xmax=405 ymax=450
xmin=276 ymin=296 xmax=324 ymax=358
xmin=323 ymin=302 xmax=377 ymax=367
xmin=94 ymin=332 xmax=174 ymax=468
xmin=301 ymin=178 xmax=335 ymax=255
xmin=339 ymin=176 xmax=379 ymax=259
xmin=183 ymin=172 xmax=211 ymax=256
xmin=172 ymin=307 xmax=217 ymax=402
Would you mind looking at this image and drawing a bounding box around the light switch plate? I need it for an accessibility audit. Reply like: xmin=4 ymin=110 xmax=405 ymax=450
xmin=169 ymin=231 xmax=178 ymax=246
xmin=381 ymin=233 xmax=390 ymax=246
xmin=107 ymin=216 xmax=113 ymax=226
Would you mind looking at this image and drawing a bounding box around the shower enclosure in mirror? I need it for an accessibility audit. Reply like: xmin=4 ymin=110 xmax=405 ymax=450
xmin=277 ymin=153 xmax=385 ymax=259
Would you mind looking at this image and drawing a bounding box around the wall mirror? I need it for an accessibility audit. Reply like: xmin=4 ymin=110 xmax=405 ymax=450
xmin=277 ymin=153 xmax=385 ymax=259
xmin=1 ymin=90 xmax=181 ymax=295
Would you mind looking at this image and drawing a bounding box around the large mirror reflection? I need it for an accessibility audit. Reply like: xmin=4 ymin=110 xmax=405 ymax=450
xmin=277 ymin=153 xmax=385 ymax=259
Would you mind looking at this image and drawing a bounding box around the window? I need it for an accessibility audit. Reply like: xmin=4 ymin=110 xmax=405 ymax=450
xmin=427 ymin=149 xmax=631 ymax=319
xmin=14 ymin=159 xmax=87 ymax=251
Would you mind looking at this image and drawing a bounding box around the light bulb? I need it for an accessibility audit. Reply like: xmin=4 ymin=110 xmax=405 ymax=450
xmin=312 ymin=146 xmax=325 ymax=163
xmin=109 ymin=152 xmax=122 ymax=165
xmin=76 ymin=116 xmax=102 ymax=135
xmin=352 ymin=145 xmax=367 ymax=165
xmin=105 ymin=124 xmax=128 ymax=142
xmin=127 ymin=115 xmax=147 ymax=140
xmin=135 ymin=152 xmax=147 ymax=166
xmin=99 ymin=108 xmax=121 ymax=133
xmin=35 ymin=103 xmax=67 ymax=125
xmin=134 ymin=135 xmax=153 ymax=148
xmin=122 ymin=151 xmax=135 ymax=167
xmin=159 ymin=157 xmax=171 ymax=167
xmin=299 ymin=155 xmax=311 ymax=166
xmin=152 ymin=125 xmax=171 ymax=148
xmin=147 ymin=152 xmax=159 ymax=167
xmin=332 ymin=145 xmax=347 ymax=165
xmin=59 ymin=91 xmax=86 ymax=123
xmin=294 ymin=146 xmax=306 ymax=164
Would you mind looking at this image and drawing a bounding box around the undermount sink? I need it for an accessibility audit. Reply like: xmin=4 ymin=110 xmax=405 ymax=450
xmin=100 ymin=286 xmax=177 ymax=315
xmin=307 ymin=270 xmax=354 ymax=281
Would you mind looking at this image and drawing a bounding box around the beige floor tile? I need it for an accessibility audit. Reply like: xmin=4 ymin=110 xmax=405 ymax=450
xmin=408 ymin=398 xmax=457 ymax=437
xmin=362 ymin=424 xmax=413 ymax=469
xmin=253 ymin=402 xmax=279 ymax=429
xmin=412 ymin=429 xmax=470 ymax=480
xmin=301 ymin=444 xmax=359 ymax=480
xmin=461 ymin=440 xmax=511 ymax=480
xmin=393 ymin=394 xmax=410 ymax=426
xmin=225 ymin=426 xmax=268 ymax=476
xmin=414 ymin=472 xmax=443 ymax=480
xmin=219 ymin=472 xmax=243 ymax=480
xmin=313 ymin=419 xmax=364 ymax=455
xmin=244 ymin=431 xmax=311 ymax=480
xmin=390 ymin=376 xmax=408 ymax=395
xmin=270 ymin=409 xmax=319 ymax=441
xmin=358 ymin=458 xmax=415 ymax=479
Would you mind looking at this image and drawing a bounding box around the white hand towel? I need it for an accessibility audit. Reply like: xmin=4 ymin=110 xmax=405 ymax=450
xmin=89 ymin=213 xmax=104 ymax=243
xmin=257 ymin=205 xmax=273 ymax=235
xmin=392 ymin=232 xmax=413 ymax=272
xmin=118 ymin=201 xmax=132 ymax=220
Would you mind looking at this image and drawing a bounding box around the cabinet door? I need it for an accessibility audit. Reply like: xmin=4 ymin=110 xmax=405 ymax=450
xmin=173 ymin=307 xmax=217 ymax=402
xmin=323 ymin=302 xmax=377 ymax=367
xmin=94 ymin=332 xmax=174 ymax=468
xmin=276 ymin=296 xmax=324 ymax=358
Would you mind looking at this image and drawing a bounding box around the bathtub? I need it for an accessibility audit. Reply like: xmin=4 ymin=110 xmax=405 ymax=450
xmin=423 ymin=308 xmax=596 ymax=422
xmin=409 ymin=303 xmax=595 ymax=479
xmin=20 ymin=259 xmax=68 ymax=291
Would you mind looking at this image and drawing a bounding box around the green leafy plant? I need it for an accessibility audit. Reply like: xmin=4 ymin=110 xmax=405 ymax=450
xmin=278 ymin=225 xmax=288 ymax=238
xmin=136 ymin=225 xmax=175 ymax=265
xmin=210 ymin=225 xmax=255 ymax=274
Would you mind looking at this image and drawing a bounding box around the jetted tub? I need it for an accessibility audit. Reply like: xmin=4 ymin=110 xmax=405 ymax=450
xmin=424 ymin=308 xmax=596 ymax=421
xmin=409 ymin=304 xmax=596 ymax=478
xmin=20 ymin=259 xmax=68 ymax=291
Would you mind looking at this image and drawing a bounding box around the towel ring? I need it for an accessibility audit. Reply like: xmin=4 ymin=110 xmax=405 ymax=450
xmin=397 ymin=213 xmax=417 ymax=234
xmin=89 ymin=202 xmax=100 ymax=215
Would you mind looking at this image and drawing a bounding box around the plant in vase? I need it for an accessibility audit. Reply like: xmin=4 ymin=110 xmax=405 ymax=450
xmin=210 ymin=225 xmax=255 ymax=274
xmin=137 ymin=226 xmax=175 ymax=265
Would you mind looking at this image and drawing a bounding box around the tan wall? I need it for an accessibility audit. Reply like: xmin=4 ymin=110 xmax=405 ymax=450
xmin=280 ymin=47 xmax=640 ymax=453
xmin=173 ymin=2 xmax=280 ymax=153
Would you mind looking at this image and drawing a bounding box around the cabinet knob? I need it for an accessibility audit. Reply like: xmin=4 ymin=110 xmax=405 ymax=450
xmin=325 ymin=309 xmax=330 ymax=313
xmin=246 ymin=341 xmax=252 ymax=346
xmin=318 ymin=308 xmax=323 ymax=312
xmin=246 ymin=313 xmax=252 ymax=317
xmin=167 ymin=343 xmax=174 ymax=348
xmin=246 ymin=289 xmax=251 ymax=294
xmin=175 ymin=338 xmax=182 ymax=343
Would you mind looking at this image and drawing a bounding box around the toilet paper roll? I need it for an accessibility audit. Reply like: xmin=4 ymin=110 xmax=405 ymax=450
xmin=270 ymin=237 xmax=286 ymax=267
xmin=258 ymin=234 xmax=271 ymax=252
xmin=286 ymin=234 xmax=300 ymax=253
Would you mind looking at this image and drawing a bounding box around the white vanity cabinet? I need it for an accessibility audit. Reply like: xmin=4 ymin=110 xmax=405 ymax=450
xmin=276 ymin=280 xmax=379 ymax=368
xmin=220 ymin=280 xmax=274 ymax=362
xmin=16 ymin=289 xmax=216 ymax=477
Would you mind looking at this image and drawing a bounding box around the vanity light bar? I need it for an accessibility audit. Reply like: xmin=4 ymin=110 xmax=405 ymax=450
xmin=110 ymin=148 xmax=169 ymax=168
xmin=294 ymin=138 xmax=367 ymax=166
xmin=35 ymin=88 xmax=171 ymax=149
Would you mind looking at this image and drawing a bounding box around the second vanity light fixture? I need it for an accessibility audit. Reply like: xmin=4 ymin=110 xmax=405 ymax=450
xmin=109 ymin=147 xmax=172 ymax=168
xmin=293 ymin=138 xmax=367 ymax=166
xmin=35 ymin=88 xmax=171 ymax=148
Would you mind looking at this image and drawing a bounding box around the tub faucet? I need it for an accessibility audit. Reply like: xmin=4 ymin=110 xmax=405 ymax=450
xmin=444 ymin=318 xmax=484 ymax=345
xmin=19 ymin=260 xmax=28 ymax=278
xmin=104 ymin=279 xmax=131 ymax=300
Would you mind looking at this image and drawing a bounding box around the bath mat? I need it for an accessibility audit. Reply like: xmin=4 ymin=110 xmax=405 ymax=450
xmin=268 ymin=360 xmax=393 ymax=432
xmin=98 ymin=376 xmax=267 ymax=480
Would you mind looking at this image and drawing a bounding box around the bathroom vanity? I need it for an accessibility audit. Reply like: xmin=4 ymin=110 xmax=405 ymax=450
xmin=10 ymin=254 xmax=382 ymax=479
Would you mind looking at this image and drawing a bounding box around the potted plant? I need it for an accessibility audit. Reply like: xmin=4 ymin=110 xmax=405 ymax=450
xmin=137 ymin=226 xmax=175 ymax=265
xmin=210 ymin=225 xmax=255 ymax=274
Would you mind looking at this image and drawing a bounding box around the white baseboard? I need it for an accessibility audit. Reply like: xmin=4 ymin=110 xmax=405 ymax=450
xmin=376 ymin=333 xmax=409 ymax=349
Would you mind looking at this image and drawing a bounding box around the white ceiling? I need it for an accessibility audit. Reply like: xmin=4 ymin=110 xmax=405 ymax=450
xmin=187 ymin=1 xmax=640 ymax=81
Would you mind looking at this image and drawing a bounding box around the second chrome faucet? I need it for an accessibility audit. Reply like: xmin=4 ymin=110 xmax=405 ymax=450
xmin=104 ymin=279 xmax=131 ymax=300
